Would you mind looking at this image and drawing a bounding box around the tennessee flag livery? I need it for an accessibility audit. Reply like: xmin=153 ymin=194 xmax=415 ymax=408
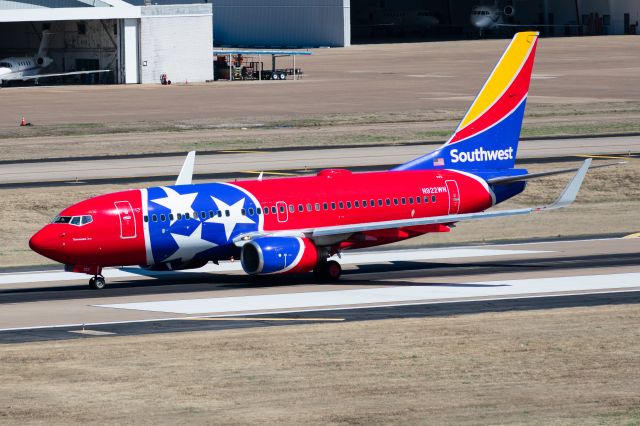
xmin=30 ymin=32 xmax=593 ymax=289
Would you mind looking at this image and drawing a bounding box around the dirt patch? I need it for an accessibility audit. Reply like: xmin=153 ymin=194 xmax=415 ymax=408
xmin=1 ymin=304 xmax=639 ymax=424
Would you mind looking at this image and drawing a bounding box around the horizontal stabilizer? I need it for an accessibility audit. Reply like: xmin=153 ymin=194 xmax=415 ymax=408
xmin=488 ymin=160 xmax=621 ymax=185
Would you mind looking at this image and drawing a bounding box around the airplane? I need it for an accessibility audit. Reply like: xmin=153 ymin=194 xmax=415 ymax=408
xmin=0 ymin=31 xmax=110 ymax=86
xmin=30 ymin=31 xmax=594 ymax=289
xmin=470 ymin=2 xmax=580 ymax=35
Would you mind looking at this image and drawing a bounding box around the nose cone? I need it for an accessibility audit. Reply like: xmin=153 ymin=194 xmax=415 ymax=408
xmin=29 ymin=226 xmax=62 ymax=262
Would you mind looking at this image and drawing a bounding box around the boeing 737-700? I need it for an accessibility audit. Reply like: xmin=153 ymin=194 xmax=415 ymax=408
xmin=30 ymin=32 xmax=594 ymax=289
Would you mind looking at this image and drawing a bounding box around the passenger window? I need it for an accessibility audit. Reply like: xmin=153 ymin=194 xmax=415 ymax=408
xmin=226 ymin=210 xmax=231 ymax=217
xmin=306 ymin=203 xmax=312 ymax=212
xmin=201 ymin=211 xmax=206 ymax=219
xmin=370 ymin=199 xmax=375 ymax=207
xmin=401 ymin=197 xmax=406 ymax=205
xmin=257 ymin=208 xmax=262 ymax=215
xmin=263 ymin=207 xmax=269 ymax=215
xmin=393 ymin=198 xmax=398 ymax=206
xmin=289 ymin=205 xmax=294 ymax=213
xmin=279 ymin=205 xmax=285 ymax=213
xmin=144 ymin=216 xmax=149 ymax=223
xmin=249 ymin=208 xmax=254 ymax=215
xmin=185 ymin=212 xmax=190 ymax=219
xmin=416 ymin=196 xmax=421 ymax=204
xmin=378 ymin=199 xmax=383 ymax=206
xmin=385 ymin=198 xmax=390 ymax=206
xmin=354 ymin=201 xmax=360 ymax=208
xmin=241 ymin=209 xmax=246 ymax=216
xmin=424 ymin=196 xmax=429 ymax=203
xmin=339 ymin=201 xmax=344 ymax=209
xmin=298 ymin=204 xmax=304 ymax=212
xmin=315 ymin=203 xmax=320 ymax=211
xmin=81 ymin=215 xmax=93 ymax=225
xmin=331 ymin=202 xmax=336 ymax=210
xmin=408 ymin=197 xmax=414 ymax=205
xmin=160 ymin=214 xmax=166 ymax=222
xmin=323 ymin=202 xmax=328 ymax=210
xmin=431 ymin=195 xmax=436 ymax=203
xmin=217 ymin=211 xmax=222 ymax=217
xmin=169 ymin=214 xmax=174 ymax=221
xmin=346 ymin=201 xmax=352 ymax=209
xmin=271 ymin=206 xmax=277 ymax=214
xmin=152 ymin=214 xmax=158 ymax=222
xmin=362 ymin=200 xmax=367 ymax=207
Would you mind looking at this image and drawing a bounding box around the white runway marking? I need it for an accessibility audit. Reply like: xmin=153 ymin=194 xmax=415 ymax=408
xmin=0 ymin=247 xmax=546 ymax=285
xmin=97 ymin=273 xmax=640 ymax=315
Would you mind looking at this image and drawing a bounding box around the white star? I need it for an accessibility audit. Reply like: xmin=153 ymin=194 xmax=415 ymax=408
xmin=164 ymin=224 xmax=217 ymax=263
xmin=207 ymin=196 xmax=255 ymax=241
xmin=151 ymin=186 xmax=198 ymax=225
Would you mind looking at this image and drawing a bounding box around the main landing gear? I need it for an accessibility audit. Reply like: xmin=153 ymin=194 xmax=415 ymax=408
xmin=313 ymin=260 xmax=342 ymax=282
xmin=89 ymin=275 xmax=106 ymax=290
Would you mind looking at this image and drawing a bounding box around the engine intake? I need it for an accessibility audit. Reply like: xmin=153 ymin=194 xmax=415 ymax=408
xmin=241 ymin=236 xmax=318 ymax=275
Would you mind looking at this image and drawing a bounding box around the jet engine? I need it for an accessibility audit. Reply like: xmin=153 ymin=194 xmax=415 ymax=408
xmin=241 ymin=236 xmax=319 ymax=275
xmin=503 ymin=5 xmax=515 ymax=16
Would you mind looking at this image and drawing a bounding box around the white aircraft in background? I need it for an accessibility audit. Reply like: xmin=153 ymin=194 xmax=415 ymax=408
xmin=0 ymin=31 xmax=109 ymax=86
xmin=470 ymin=3 xmax=515 ymax=32
xmin=470 ymin=2 xmax=580 ymax=35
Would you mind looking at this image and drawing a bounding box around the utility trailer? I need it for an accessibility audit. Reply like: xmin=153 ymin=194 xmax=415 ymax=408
xmin=213 ymin=49 xmax=312 ymax=81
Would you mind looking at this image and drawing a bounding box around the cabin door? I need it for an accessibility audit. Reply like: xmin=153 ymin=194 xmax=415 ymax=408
xmin=445 ymin=180 xmax=460 ymax=214
xmin=114 ymin=201 xmax=137 ymax=239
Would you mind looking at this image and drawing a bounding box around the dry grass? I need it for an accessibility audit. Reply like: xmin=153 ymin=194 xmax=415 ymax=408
xmin=1 ymin=102 xmax=640 ymax=161
xmin=1 ymin=304 xmax=639 ymax=424
xmin=4 ymin=159 xmax=638 ymax=269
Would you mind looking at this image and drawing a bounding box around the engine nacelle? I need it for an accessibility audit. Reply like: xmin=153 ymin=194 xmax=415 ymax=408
xmin=241 ymin=236 xmax=319 ymax=275
xmin=503 ymin=5 xmax=515 ymax=16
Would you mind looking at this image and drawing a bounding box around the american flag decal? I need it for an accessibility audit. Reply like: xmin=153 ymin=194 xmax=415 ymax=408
xmin=433 ymin=158 xmax=444 ymax=167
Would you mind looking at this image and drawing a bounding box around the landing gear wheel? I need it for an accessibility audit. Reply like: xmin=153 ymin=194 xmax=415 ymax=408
xmin=326 ymin=260 xmax=341 ymax=281
xmin=313 ymin=260 xmax=342 ymax=282
xmin=89 ymin=275 xmax=106 ymax=290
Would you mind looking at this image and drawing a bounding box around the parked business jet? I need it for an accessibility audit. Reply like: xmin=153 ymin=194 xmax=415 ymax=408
xmin=0 ymin=31 xmax=109 ymax=86
xmin=30 ymin=32 xmax=593 ymax=289
xmin=471 ymin=3 xmax=579 ymax=35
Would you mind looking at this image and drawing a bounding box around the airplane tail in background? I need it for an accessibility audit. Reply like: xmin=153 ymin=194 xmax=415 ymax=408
xmin=394 ymin=31 xmax=539 ymax=172
xmin=37 ymin=31 xmax=52 ymax=58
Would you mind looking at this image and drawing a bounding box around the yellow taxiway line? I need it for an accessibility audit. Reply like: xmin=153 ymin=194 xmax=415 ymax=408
xmin=576 ymin=154 xmax=636 ymax=160
xmin=186 ymin=317 xmax=345 ymax=322
xmin=242 ymin=170 xmax=298 ymax=176
xmin=622 ymin=233 xmax=640 ymax=239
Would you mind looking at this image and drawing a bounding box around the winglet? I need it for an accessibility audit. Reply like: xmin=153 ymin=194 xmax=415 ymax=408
xmin=176 ymin=151 xmax=196 ymax=185
xmin=540 ymin=158 xmax=591 ymax=210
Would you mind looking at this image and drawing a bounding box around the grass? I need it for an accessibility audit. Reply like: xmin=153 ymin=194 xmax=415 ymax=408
xmin=1 ymin=304 xmax=640 ymax=424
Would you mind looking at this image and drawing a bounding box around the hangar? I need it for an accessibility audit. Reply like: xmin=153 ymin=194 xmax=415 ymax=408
xmin=0 ymin=1 xmax=212 ymax=84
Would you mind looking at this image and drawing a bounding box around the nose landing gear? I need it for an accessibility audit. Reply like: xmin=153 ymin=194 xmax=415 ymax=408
xmin=89 ymin=275 xmax=106 ymax=290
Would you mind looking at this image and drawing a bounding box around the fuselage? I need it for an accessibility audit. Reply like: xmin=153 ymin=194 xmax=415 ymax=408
xmin=29 ymin=168 xmax=500 ymax=272
xmin=0 ymin=55 xmax=52 ymax=82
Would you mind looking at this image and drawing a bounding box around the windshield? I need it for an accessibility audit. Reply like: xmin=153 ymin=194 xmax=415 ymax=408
xmin=0 ymin=62 xmax=12 ymax=68
xmin=52 ymin=215 xmax=93 ymax=226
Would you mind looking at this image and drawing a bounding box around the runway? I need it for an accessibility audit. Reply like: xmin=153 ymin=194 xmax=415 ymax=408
xmin=0 ymin=237 xmax=638 ymax=343
xmin=0 ymin=135 xmax=638 ymax=187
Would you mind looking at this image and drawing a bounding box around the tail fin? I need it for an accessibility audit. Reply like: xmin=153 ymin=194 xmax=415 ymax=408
xmin=395 ymin=31 xmax=539 ymax=171
xmin=36 ymin=31 xmax=52 ymax=58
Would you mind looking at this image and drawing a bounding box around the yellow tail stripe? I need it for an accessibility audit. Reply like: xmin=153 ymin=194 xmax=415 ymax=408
xmin=459 ymin=31 xmax=538 ymax=129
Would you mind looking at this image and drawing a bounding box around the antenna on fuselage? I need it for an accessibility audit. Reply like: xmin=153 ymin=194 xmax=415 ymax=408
xmin=257 ymin=171 xmax=263 ymax=182
xmin=176 ymin=151 xmax=196 ymax=185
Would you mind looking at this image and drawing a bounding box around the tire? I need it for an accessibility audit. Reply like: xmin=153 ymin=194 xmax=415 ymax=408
xmin=326 ymin=260 xmax=342 ymax=281
xmin=279 ymin=73 xmax=287 ymax=80
xmin=89 ymin=276 xmax=106 ymax=290
xmin=272 ymin=73 xmax=279 ymax=80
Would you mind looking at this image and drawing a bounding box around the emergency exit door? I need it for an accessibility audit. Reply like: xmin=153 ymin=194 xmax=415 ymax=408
xmin=445 ymin=180 xmax=460 ymax=214
xmin=114 ymin=201 xmax=137 ymax=239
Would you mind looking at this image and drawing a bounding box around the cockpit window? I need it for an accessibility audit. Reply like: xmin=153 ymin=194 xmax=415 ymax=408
xmin=52 ymin=215 xmax=93 ymax=226
xmin=0 ymin=62 xmax=12 ymax=68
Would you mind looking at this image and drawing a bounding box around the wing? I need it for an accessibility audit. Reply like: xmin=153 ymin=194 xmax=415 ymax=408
xmin=18 ymin=69 xmax=111 ymax=81
xmin=234 ymin=159 xmax=591 ymax=246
